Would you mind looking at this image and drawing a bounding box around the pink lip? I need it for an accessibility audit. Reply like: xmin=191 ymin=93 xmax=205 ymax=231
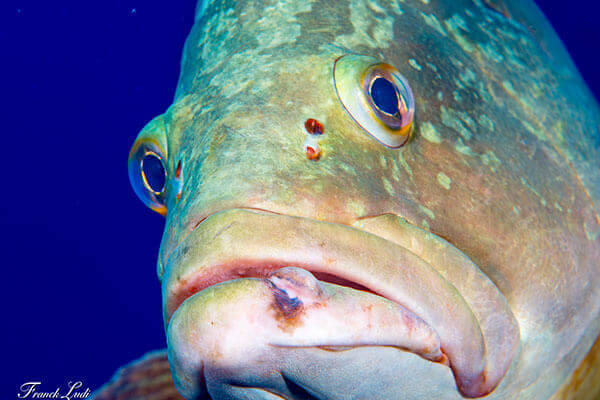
xmin=165 ymin=260 xmax=383 ymax=324
xmin=161 ymin=208 xmax=519 ymax=398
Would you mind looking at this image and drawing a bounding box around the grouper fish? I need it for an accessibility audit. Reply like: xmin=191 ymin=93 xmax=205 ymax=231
xmin=94 ymin=0 xmax=600 ymax=398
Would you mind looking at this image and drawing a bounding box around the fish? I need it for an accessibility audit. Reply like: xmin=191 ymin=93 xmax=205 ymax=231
xmin=94 ymin=0 xmax=600 ymax=398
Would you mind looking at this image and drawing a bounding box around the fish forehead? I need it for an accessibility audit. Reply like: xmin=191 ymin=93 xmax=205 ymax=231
xmin=170 ymin=0 xmax=600 ymax=220
xmin=156 ymin=0 xmax=600 ymax=397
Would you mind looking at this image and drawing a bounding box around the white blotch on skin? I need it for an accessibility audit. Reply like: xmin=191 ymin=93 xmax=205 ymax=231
xmin=454 ymin=138 xmax=477 ymax=157
xmin=481 ymin=150 xmax=501 ymax=173
xmin=398 ymin=152 xmax=413 ymax=177
xmin=502 ymin=80 xmax=517 ymax=96
xmin=348 ymin=200 xmax=366 ymax=216
xmin=437 ymin=172 xmax=451 ymax=190
xmin=420 ymin=122 xmax=442 ymax=144
xmin=584 ymin=221 xmax=600 ymax=241
xmin=445 ymin=15 xmax=474 ymax=52
xmin=441 ymin=106 xmax=473 ymax=140
xmin=478 ymin=114 xmax=495 ymax=131
xmin=382 ymin=177 xmax=395 ymax=195
xmin=421 ymin=12 xmax=447 ymax=37
xmin=419 ymin=205 xmax=435 ymax=220
xmin=379 ymin=155 xmax=388 ymax=169
xmin=335 ymin=0 xmax=395 ymax=49
xmin=453 ymin=90 xmax=462 ymax=102
xmin=409 ymin=58 xmax=422 ymax=71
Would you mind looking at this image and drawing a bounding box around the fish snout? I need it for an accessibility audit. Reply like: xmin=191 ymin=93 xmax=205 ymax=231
xmin=162 ymin=209 xmax=519 ymax=399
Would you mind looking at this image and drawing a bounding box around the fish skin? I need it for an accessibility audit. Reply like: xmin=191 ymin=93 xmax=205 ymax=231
xmin=109 ymin=0 xmax=599 ymax=399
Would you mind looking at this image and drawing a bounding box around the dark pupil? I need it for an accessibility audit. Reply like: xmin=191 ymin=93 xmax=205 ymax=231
xmin=142 ymin=154 xmax=165 ymax=193
xmin=370 ymin=77 xmax=399 ymax=115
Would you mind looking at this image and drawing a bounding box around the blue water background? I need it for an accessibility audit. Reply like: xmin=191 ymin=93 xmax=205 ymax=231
xmin=2 ymin=0 xmax=599 ymax=396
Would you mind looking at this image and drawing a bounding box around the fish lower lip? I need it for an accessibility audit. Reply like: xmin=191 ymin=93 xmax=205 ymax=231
xmin=162 ymin=208 xmax=519 ymax=398
xmin=168 ymin=267 xmax=447 ymax=400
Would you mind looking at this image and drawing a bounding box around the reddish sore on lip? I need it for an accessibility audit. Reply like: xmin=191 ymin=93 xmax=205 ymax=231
xmin=165 ymin=261 xmax=380 ymax=323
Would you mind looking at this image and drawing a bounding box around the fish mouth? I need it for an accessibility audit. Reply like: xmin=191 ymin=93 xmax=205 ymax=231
xmin=163 ymin=208 xmax=519 ymax=399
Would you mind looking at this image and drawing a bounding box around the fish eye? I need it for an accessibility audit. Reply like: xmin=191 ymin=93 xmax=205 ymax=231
xmin=128 ymin=116 xmax=168 ymax=215
xmin=141 ymin=152 xmax=166 ymax=195
xmin=334 ymin=54 xmax=414 ymax=148
xmin=370 ymin=77 xmax=399 ymax=115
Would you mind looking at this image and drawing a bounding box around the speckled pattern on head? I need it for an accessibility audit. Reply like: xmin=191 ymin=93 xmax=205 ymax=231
xmin=109 ymin=0 xmax=600 ymax=399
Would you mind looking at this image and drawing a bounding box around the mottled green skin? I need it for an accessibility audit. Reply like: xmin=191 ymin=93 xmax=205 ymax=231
xmin=140 ymin=0 xmax=599 ymax=398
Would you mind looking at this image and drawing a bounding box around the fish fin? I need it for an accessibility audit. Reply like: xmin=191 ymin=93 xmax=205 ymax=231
xmin=91 ymin=349 xmax=186 ymax=400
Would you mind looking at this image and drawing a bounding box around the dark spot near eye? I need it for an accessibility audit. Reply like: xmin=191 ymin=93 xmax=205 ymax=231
xmin=370 ymin=77 xmax=400 ymax=116
xmin=304 ymin=118 xmax=324 ymax=135
xmin=174 ymin=160 xmax=183 ymax=201
xmin=175 ymin=160 xmax=182 ymax=178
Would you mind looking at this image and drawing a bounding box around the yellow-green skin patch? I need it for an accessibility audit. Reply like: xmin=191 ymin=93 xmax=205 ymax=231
xmin=437 ymin=172 xmax=451 ymax=190
xmin=408 ymin=58 xmax=422 ymax=71
xmin=133 ymin=0 xmax=600 ymax=398
xmin=420 ymin=121 xmax=442 ymax=144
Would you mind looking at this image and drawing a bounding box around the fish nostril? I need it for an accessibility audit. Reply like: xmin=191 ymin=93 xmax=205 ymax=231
xmin=173 ymin=159 xmax=183 ymax=202
xmin=303 ymin=118 xmax=324 ymax=160
xmin=304 ymin=118 xmax=324 ymax=135
xmin=304 ymin=136 xmax=321 ymax=160
xmin=175 ymin=160 xmax=182 ymax=179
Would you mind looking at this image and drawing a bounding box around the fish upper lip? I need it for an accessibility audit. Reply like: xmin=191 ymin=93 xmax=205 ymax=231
xmin=161 ymin=208 xmax=412 ymax=320
xmin=162 ymin=208 xmax=519 ymax=398
xmin=158 ymin=207 xmax=288 ymax=278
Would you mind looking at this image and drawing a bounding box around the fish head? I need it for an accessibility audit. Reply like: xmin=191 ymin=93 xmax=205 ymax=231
xmin=127 ymin=0 xmax=600 ymax=399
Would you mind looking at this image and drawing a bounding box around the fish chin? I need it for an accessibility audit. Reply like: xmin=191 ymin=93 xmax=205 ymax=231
xmin=162 ymin=209 xmax=519 ymax=399
xmin=167 ymin=268 xmax=451 ymax=399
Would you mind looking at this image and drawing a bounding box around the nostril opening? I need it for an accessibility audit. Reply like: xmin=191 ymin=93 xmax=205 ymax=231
xmin=304 ymin=118 xmax=324 ymax=135
xmin=174 ymin=159 xmax=183 ymax=201
xmin=303 ymin=119 xmax=323 ymax=160
xmin=175 ymin=160 xmax=182 ymax=179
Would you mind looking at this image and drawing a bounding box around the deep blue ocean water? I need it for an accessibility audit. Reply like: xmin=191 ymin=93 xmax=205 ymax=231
xmin=2 ymin=0 xmax=599 ymax=397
